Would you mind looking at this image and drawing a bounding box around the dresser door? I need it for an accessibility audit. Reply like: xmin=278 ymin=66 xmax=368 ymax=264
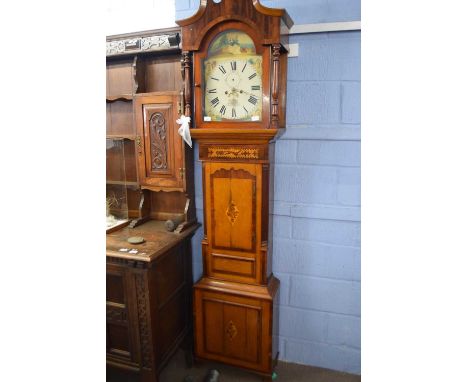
xmin=135 ymin=94 xmax=184 ymax=191
xmin=204 ymin=162 xmax=263 ymax=284
xmin=106 ymin=264 xmax=139 ymax=368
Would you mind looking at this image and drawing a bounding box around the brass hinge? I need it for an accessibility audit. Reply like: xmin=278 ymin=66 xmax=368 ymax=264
xmin=136 ymin=136 xmax=142 ymax=155
xmin=179 ymin=167 xmax=185 ymax=179
xmin=178 ymin=91 xmax=184 ymax=115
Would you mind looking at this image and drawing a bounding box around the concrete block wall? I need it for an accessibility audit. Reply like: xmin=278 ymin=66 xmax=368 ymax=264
xmin=176 ymin=0 xmax=361 ymax=375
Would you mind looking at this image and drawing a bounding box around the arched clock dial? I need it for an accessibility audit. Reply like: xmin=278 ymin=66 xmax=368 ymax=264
xmin=204 ymin=56 xmax=262 ymax=121
xmin=201 ymin=29 xmax=263 ymax=122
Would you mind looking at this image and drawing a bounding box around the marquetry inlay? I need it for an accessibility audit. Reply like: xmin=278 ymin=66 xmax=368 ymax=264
xmin=208 ymin=147 xmax=259 ymax=159
xmin=226 ymin=200 xmax=240 ymax=224
xmin=226 ymin=320 xmax=238 ymax=340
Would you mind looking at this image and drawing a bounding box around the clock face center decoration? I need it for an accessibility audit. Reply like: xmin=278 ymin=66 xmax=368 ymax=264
xmin=203 ymin=30 xmax=263 ymax=121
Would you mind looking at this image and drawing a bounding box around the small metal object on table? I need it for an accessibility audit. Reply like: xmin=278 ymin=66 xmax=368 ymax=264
xmin=127 ymin=236 xmax=145 ymax=244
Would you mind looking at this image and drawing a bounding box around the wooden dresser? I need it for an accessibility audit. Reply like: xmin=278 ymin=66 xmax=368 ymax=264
xmin=106 ymin=221 xmax=197 ymax=382
xmin=106 ymin=28 xmax=198 ymax=382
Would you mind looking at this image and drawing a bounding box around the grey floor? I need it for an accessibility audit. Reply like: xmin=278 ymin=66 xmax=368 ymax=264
xmin=107 ymin=350 xmax=361 ymax=382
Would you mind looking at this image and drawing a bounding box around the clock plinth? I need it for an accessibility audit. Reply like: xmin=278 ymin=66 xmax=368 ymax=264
xmin=177 ymin=0 xmax=293 ymax=378
xmin=193 ymin=276 xmax=280 ymax=376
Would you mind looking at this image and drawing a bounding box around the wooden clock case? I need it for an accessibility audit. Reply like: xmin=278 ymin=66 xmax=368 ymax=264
xmin=177 ymin=1 xmax=293 ymax=380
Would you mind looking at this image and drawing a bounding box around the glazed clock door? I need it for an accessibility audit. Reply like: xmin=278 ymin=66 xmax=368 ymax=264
xmin=204 ymin=162 xmax=263 ymax=284
xmin=135 ymin=93 xmax=185 ymax=191
xmin=203 ymin=30 xmax=263 ymax=122
xmin=193 ymin=24 xmax=271 ymax=128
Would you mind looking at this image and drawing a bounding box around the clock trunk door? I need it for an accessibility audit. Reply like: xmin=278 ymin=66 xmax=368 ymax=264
xmin=135 ymin=94 xmax=185 ymax=191
xmin=204 ymin=162 xmax=263 ymax=284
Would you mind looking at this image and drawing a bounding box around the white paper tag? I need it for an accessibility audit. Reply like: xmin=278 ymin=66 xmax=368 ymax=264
xmin=251 ymin=116 xmax=260 ymax=121
xmin=119 ymin=248 xmax=129 ymax=252
xmin=204 ymin=116 xmax=212 ymax=121
xmin=129 ymin=249 xmax=138 ymax=254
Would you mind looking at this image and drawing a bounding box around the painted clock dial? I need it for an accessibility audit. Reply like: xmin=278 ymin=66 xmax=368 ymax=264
xmin=203 ymin=30 xmax=263 ymax=122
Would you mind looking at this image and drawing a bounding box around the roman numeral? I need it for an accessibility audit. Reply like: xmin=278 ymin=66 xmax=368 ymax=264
xmin=242 ymin=62 xmax=247 ymax=72
xmin=231 ymin=61 xmax=236 ymax=71
xmin=208 ymin=89 xmax=217 ymax=93
xmin=251 ymin=85 xmax=260 ymax=91
xmin=243 ymin=106 xmax=249 ymax=114
xmin=220 ymin=105 xmax=226 ymax=115
xmin=232 ymin=108 xmax=236 ymax=118
xmin=248 ymin=73 xmax=257 ymax=80
xmin=219 ymin=65 xmax=226 ymax=74
xmin=211 ymin=97 xmax=219 ymax=107
xmin=248 ymin=96 xmax=258 ymax=105
xmin=210 ymin=77 xmax=219 ymax=81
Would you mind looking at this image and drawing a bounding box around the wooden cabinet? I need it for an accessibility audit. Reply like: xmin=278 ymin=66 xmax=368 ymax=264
xmin=106 ymin=28 xmax=196 ymax=232
xmin=106 ymin=28 xmax=199 ymax=382
xmin=106 ymin=223 xmax=197 ymax=381
xmin=134 ymin=93 xmax=185 ymax=191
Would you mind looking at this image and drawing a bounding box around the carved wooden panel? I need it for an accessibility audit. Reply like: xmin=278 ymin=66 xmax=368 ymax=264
xmin=149 ymin=111 xmax=168 ymax=171
xmin=143 ymin=104 xmax=171 ymax=177
xmin=135 ymin=273 xmax=153 ymax=368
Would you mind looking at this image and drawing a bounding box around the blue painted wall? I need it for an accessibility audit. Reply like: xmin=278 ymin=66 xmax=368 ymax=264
xmin=176 ymin=0 xmax=361 ymax=375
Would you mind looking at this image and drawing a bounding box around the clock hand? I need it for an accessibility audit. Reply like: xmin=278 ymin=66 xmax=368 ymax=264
xmin=237 ymin=88 xmax=258 ymax=98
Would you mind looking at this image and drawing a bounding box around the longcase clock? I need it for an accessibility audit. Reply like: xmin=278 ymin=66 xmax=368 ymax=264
xmin=176 ymin=1 xmax=293 ymax=380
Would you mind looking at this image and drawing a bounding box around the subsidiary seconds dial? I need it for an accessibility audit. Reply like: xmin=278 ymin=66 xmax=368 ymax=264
xmin=204 ymin=56 xmax=262 ymax=121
